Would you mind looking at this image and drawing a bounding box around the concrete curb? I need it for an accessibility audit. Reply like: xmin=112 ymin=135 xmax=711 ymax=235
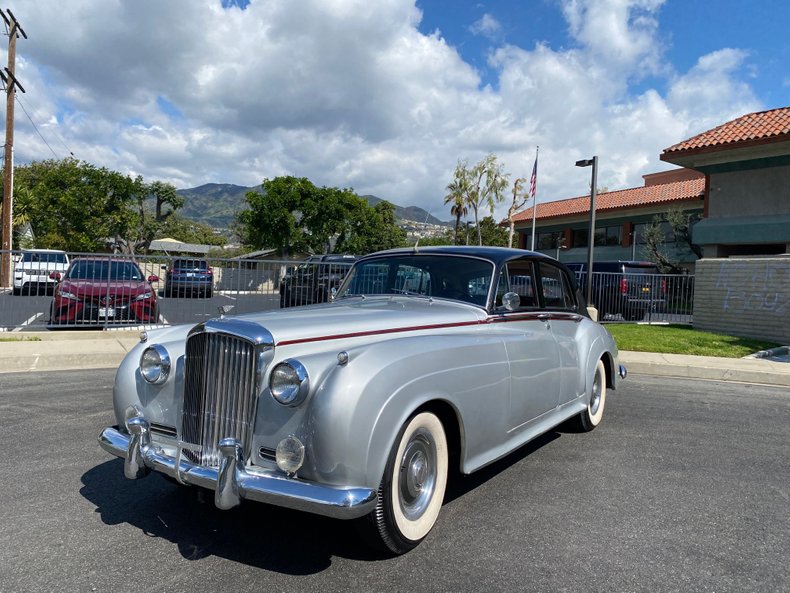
xmin=0 ymin=331 xmax=139 ymax=373
xmin=618 ymin=351 xmax=790 ymax=387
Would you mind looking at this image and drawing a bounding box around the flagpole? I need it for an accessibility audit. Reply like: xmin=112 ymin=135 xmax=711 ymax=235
xmin=530 ymin=146 xmax=539 ymax=251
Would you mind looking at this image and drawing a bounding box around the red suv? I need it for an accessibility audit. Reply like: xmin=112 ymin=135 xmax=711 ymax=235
xmin=49 ymin=258 xmax=159 ymax=326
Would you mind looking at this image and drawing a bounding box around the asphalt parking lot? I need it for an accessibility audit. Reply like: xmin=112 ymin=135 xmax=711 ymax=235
xmin=1 ymin=371 xmax=788 ymax=593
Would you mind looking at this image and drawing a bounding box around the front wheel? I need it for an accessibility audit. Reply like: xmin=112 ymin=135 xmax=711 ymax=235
xmin=363 ymin=411 xmax=448 ymax=555
xmin=572 ymin=359 xmax=607 ymax=432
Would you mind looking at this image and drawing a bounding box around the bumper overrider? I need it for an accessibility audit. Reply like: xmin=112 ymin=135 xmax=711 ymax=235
xmin=98 ymin=417 xmax=377 ymax=520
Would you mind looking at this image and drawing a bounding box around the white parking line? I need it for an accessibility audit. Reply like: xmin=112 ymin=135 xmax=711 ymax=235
xmin=12 ymin=312 xmax=44 ymax=332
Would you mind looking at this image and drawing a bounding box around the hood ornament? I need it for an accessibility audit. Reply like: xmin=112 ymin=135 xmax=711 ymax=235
xmin=218 ymin=304 xmax=235 ymax=319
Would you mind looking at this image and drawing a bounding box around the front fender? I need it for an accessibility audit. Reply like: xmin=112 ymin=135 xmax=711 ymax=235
xmin=304 ymin=332 xmax=510 ymax=490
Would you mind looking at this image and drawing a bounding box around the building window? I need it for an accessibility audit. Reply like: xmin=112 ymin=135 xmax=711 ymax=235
xmin=594 ymin=225 xmax=622 ymax=246
xmin=572 ymin=228 xmax=588 ymax=247
xmin=537 ymin=232 xmax=561 ymax=249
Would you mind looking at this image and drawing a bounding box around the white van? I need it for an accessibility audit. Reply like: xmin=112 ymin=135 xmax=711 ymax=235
xmin=13 ymin=249 xmax=70 ymax=295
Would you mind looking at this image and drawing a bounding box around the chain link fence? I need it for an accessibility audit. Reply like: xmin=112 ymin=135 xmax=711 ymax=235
xmin=573 ymin=270 xmax=694 ymax=324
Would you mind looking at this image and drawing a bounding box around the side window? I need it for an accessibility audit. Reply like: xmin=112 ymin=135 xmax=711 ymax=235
xmin=537 ymin=262 xmax=575 ymax=310
xmin=495 ymin=259 xmax=537 ymax=309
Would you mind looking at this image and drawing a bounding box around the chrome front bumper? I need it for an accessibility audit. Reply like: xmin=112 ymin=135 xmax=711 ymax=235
xmin=98 ymin=419 xmax=377 ymax=520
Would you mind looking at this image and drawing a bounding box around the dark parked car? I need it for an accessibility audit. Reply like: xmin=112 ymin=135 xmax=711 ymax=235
xmin=163 ymin=258 xmax=213 ymax=298
xmin=49 ymin=258 xmax=159 ymax=326
xmin=279 ymin=254 xmax=356 ymax=308
xmin=566 ymin=261 xmax=666 ymax=321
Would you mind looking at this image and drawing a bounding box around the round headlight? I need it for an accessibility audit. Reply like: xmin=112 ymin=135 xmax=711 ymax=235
xmin=140 ymin=344 xmax=171 ymax=385
xmin=269 ymin=359 xmax=309 ymax=406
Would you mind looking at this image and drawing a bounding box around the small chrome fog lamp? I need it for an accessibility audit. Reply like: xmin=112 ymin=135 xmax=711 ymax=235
xmin=276 ymin=436 xmax=305 ymax=475
xmin=140 ymin=344 xmax=171 ymax=385
xmin=269 ymin=359 xmax=309 ymax=406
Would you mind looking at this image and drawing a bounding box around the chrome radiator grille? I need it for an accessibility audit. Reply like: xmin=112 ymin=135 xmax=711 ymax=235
xmin=181 ymin=331 xmax=260 ymax=467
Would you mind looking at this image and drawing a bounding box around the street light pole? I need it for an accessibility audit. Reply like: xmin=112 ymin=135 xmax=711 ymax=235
xmin=575 ymin=156 xmax=598 ymax=306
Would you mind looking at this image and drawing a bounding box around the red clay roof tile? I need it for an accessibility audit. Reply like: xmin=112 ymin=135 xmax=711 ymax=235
xmin=663 ymin=107 xmax=790 ymax=154
xmin=512 ymin=177 xmax=705 ymax=223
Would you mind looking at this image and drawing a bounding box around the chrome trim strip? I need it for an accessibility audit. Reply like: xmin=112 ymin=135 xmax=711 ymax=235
xmin=98 ymin=425 xmax=377 ymax=520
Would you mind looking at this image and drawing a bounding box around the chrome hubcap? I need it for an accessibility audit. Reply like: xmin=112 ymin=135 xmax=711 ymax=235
xmin=590 ymin=369 xmax=602 ymax=415
xmin=398 ymin=429 xmax=436 ymax=520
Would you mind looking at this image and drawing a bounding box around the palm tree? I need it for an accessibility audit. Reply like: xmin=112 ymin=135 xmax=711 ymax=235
xmin=444 ymin=169 xmax=468 ymax=245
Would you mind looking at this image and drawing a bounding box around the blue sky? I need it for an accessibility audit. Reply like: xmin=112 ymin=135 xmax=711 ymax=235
xmin=9 ymin=0 xmax=789 ymax=220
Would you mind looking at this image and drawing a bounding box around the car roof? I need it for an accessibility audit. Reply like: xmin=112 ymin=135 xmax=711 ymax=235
xmin=361 ymin=245 xmax=555 ymax=267
xmin=22 ymin=248 xmax=67 ymax=253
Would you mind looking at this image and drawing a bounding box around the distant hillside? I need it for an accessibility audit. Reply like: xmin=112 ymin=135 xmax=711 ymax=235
xmin=177 ymin=183 xmax=261 ymax=228
xmin=177 ymin=183 xmax=450 ymax=229
xmin=360 ymin=195 xmax=449 ymax=226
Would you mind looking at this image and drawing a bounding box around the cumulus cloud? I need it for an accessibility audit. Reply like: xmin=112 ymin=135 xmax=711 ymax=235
xmin=6 ymin=0 xmax=765 ymax=222
xmin=470 ymin=14 xmax=503 ymax=41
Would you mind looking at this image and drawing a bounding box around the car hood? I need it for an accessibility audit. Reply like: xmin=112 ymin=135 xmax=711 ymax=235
xmin=60 ymin=279 xmax=152 ymax=298
xmin=253 ymin=297 xmax=488 ymax=345
xmin=143 ymin=296 xmax=486 ymax=350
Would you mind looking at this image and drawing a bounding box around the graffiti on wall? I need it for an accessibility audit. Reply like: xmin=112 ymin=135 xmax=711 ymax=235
xmin=715 ymin=261 xmax=790 ymax=316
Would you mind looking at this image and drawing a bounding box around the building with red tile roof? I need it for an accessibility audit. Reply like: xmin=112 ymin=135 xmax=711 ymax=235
xmin=512 ymin=168 xmax=705 ymax=268
xmin=660 ymin=106 xmax=790 ymax=258
xmin=512 ymin=106 xmax=790 ymax=267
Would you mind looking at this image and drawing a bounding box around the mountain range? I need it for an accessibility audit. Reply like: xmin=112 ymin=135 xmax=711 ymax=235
xmin=176 ymin=183 xmax=449 ymax=228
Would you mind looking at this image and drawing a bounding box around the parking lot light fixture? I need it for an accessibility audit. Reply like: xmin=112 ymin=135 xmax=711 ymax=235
xmin=575 ymin=156 xmax=598 ymax=305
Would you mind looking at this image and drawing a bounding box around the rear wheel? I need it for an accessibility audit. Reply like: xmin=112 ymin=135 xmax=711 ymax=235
xmin=362 ymin=411 xmax=448 ymax=555
xmin=572 ymin=359 xmax=607 ymax=432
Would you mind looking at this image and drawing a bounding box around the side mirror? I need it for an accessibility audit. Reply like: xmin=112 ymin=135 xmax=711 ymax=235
xmin=148 ymin=275 xmax=160 ymax=283
xmin=49 ymin=271 xmax=62 ymax=281
xmin=502 ymin=292 xmax=521 ymax=311
xmin=161 ymin=264 xmax=167 ymax=270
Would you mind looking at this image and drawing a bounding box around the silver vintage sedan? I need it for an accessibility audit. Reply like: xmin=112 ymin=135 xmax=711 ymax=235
xmin=99 ymin=246 xmax=625 ymax=554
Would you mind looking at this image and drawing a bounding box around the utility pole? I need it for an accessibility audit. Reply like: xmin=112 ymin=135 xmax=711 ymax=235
xmin=0 ymin=9 xmax=26 ymax=289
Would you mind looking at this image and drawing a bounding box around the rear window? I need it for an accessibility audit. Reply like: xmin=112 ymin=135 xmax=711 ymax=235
xmin=22 ymin=252 xmax=67 ymax=264
xmin=173 ymin=259 xmax=208 ymax=270
xmin=623 ymin=265 xmax=660 ymax=275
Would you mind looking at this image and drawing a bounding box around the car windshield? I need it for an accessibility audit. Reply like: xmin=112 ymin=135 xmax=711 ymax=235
xmin=67 ymin=260 xmax=144 ymax=281
xmin=336 ymin=254 xmax=494 ymax=306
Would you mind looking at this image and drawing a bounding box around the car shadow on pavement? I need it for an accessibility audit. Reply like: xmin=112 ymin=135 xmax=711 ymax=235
xmin=444 ymin=431 xmax=561 ymax=504
xmin=80 ymin=459 xmax=383 ymax=571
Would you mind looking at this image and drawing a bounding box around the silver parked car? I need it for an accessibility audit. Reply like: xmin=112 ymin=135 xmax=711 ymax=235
xmin=99 ymin=246 xmax=625 ymax=554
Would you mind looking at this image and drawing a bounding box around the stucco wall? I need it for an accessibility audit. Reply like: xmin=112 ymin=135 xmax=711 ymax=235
xmin=709 ymin=164 xmax=790 ymax=218
xmin=694 ymin=257 xmax=790 ymax=344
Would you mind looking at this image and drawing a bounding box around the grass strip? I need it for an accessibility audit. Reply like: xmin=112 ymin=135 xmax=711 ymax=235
xmin=606 ymin=323 xmax=780 ymax=358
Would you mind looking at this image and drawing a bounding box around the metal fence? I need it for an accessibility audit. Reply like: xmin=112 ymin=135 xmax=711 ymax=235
xmin=0 ymin=250 xmax=695 ymax=331
xmin=573 ymin=271 xmax=694 ymax=324
xmin=0 ymin=250 xmax=354 ymax=332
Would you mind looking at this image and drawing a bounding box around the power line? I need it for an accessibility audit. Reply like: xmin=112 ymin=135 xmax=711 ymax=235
xmin=14 ymin=94 xmax=59 ymax=158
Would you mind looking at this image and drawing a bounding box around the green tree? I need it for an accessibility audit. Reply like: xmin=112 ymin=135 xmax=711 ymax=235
xmin=237 ymin=176 xmax=405 ymax=256
xmin=450 ymin=154 xmax=509 ymax=246
xmin=471 ymin=216 xmax=509 ymax=247
xmin=13 ymin=158 xmax=143 ymax=252
xmin=506 ymin=177 xmax=528 ymax=248
xmin=444 ymin=166 xmax=468 ymax=245
xmin=643 ymin=206 xmax=702 ymax=273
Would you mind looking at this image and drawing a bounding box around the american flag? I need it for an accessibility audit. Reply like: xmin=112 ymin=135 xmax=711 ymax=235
xmin=529 ymin=152 xmax=538 ymax=200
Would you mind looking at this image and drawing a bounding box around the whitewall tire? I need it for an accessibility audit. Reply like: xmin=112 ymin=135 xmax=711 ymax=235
xmin=366 ymin=411 xmax=448 ymax=554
